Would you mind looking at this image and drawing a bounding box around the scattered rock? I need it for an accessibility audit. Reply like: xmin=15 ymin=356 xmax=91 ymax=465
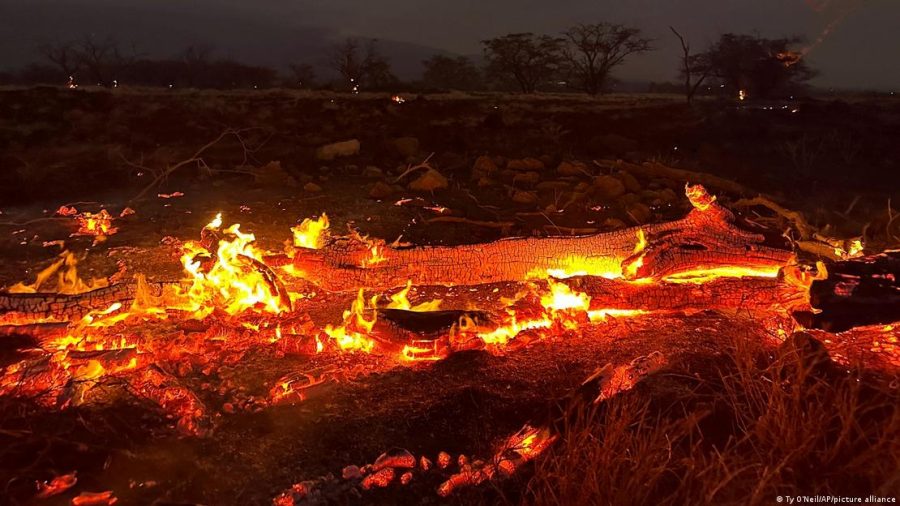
xmin=618 ymin=192 xmax=641 ymax=206
xmin=557 ymin=160 xmax=589 ymax=177
xmin=471 ymin=156 xmax=499 ymax=180
xmin=253 ymin=160 xmax=298 ymax=187
xmin=408 ymin=168 xmax=448 ymax=192
xmin=316 ymin=139 xmax=360 ymax=161
xmin=507 ymin=157 xmax=544 ymax=171
xmin=477 ymin=177 xmax=496 ymax=187
xmin=511 ymin=190 xmax=538 ymax=205
xmin=574 ymin=181 xmax=592 ymax=192
xmin=602 ymin=218 xmax=627 ymax=229
xmin=657 ymin=188 xmax=679 ymax=204
xmin=626 ymin=202 xmax=652 ymax=224
xmin=303 ymin=182 xmax=322 ymax=193
xmin=616 ymin=171 xmax=642 ymax=193
xmin=373 ymin=448 xmax=416 ymax=472
xmin=391 ymin=137 xmax=420 ymax=157
xmin=777 ymin=332 xmax=833 ymax=377
xmin=593 ymin=175 xmax=626 ymax=199
xmin=368 ymin=181 xmax=394 ymax=199
xmin=362 ymin=165 xmax=384 ymax=178
xmin=536 ymin=180 xmax=571 ymax=192
xmin=513 ymin=171 xmax=541 ymax=186
xmin=342 ymin=465 xmax=362 ymax=480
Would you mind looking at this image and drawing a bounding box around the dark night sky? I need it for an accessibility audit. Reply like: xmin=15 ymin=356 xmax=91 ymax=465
xmin=1 ymin=0 xmax=898 ymax=89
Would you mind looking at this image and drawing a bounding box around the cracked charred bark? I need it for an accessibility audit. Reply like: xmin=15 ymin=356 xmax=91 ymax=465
xmin=289 ymin=198 xmax=793 ymax=292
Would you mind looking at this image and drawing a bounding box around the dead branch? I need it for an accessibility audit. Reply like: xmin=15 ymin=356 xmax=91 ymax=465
xmin=392 ymin=153 xmax=435 ymax=183
xmin=425 ymin=217 xmax=515 ymax=230
xmin=128 ymin=128 xmax=257 ymax=203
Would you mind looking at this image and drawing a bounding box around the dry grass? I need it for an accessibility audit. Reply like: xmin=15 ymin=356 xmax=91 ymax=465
xmin=521 ymin=335 xmax=900 ymax=506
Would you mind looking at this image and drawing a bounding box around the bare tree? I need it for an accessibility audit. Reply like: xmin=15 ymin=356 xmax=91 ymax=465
xmin=482 ymin=33 xmax=564 ymax=93
xmin=75 ymin=35 xmax=138 ymax=86
xmin=180 ymin=44 xmax=214 ymax=87
xmin=561 ymin=23 xmax=652 ymax=95
xmin=327 ymin=38 xmax=395 ymax=91
xmin=669 ymin=27 xmax=710 ymax=105
xmin=39 ymin=41 xmax=81 ymax=80
xmin=288 ymin=63 xmax=317 ymax=88
xmin=328 ymin=38 xmax=363 ymax=87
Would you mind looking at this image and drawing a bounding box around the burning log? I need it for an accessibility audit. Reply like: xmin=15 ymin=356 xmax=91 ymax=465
xmin=565 ymin=275 xmax=808 ymax=313
xmin=802 ymin=250 xmax=900 ymax=331
xmin=0 ymin=281 xmax=178 ymax=322
xmin=288 ymin=185 xmax=793 ymax=292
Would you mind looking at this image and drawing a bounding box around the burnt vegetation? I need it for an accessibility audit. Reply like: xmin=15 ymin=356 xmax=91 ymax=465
xmin=0 ymin=12 xmax=899 ymax=506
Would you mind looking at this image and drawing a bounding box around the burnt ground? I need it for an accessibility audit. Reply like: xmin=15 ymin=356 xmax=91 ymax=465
xmin=0 ymin=88 xmax=899 ymax=505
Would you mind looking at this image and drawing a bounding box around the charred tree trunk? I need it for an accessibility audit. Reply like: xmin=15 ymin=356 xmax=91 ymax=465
xmin=567 ymin=275 xmax=808 ymax=313
xmin=802 ymin=251 xmax=900 ymax=332
xmin=0 ymin=281 xmax=177 ymax=322
xmin=289 ymin=191 xmax=793 ymax=292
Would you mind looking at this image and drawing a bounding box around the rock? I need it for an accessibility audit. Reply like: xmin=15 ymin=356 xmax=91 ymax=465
xmin=536 ymin=180 xmax=572 ymax=192
xmin=777 ymin=332 xmax=833 ymax=377
xmin=373 ymin=448 xmax=416 ymax=472
xmin=513 ymin=171 xmax=541 ymax=186
xmin=616 ymin=171 xmax=641 ymax=193
xmin=391 ymin=137 xmax=420 ymax=157
xmin=593 ymin=175 xmax=626 ymax=199
xmin=602 ymin=218 xmax=627 ymax=229
xmin=303 ymin=182 xmax=322 ymax=193
xmin=557 ymin=160 xmax=588 ymax=177
xmin=657 ymin=188 xmax=679 ymax=204
xmin=342 ymin=465 xmax=363 ymax=480
xmin=511 ymin=190 xmax=538 ymax=205
xmin=477 ymin=177 xmax=496 ymax=187
xmin=316 ymin=139 xmax=360 ymax=161
xmin=408 ymin=168 xmax=448 ymax=192
xmin=594 ymin=133 xmax=638 ymax=155
xmin=574 ymin=181 xmax=592 ymax=192
xmin=253 ymin=160 xmax=298 ymax=187
xmin=617 ymin=192 xmax=641 ymax=206
xmin=368 ymin=181 xmax=394 ymax=199
xmin=471 ymin=156 xmax=499 ymax=180
xmin=507 ymin=157 xmax=544 ymax=171
xmin=362 ymin=165 xmax=384 ymax=178
xmin=626 ymin=202 xmax=652 ymax=224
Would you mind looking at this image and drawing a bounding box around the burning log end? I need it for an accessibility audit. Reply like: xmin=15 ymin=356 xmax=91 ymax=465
xmin=805 ymin=251 xmax=900 ymax=331
xmin=377 ymin=309 xmax=490 ymax=335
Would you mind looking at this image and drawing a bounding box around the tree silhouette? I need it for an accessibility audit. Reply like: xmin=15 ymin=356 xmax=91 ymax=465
xmin=482 ymin=33 xmax=564 ymax=93
xmin=562 ymin=23 xmax=652 ymax=95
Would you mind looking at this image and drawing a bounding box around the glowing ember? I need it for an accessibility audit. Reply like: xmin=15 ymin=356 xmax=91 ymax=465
xmin=322 ymin=289 xmax=377 ymax=352
xmin=74 ymin=209 xmax=118 ymax=238
xmin=35 ymin=472 xmax=77 ymax=499
xmin=291 ymin=214 xmax=330 ymax=249
xmin=387 ymin=281 xmax=442 ymax=312
xmin=179 ymin=214 xmax=291 ymax=316
xmin=685 ymin=183 xmax=717 ymax=211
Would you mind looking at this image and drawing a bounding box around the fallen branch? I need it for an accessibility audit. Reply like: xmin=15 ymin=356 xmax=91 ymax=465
xmin=733 ymin=196 xmax=815 ymax=239
xmin=594 ymin=159 xmax=757 ymax=197
xmin=128 ymin=128 xmax=260 ymax=203
xmin=425 ymin=216 xmax=515 ymax=230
